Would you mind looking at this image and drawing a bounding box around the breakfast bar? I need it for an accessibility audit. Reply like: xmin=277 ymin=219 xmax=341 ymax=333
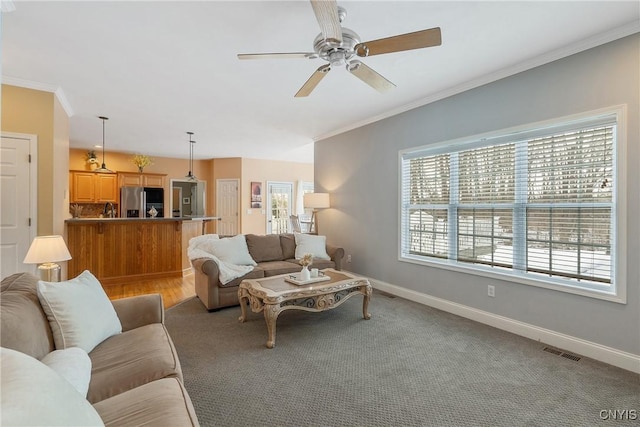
xmin=65 ymin=217 xmax=217 ymax=285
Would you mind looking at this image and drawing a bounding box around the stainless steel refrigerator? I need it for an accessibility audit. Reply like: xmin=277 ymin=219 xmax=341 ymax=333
xmin=120 ymin=187 xmax=164 ymax=218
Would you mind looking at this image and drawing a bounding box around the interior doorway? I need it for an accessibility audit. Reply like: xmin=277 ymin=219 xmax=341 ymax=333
xmin=216 ymin=179 xmax=239 ymax=236
xmin=266 ymin=182 xmax=293 ymax=234
xmin=1 ymin=133 xmax=38 ymax=278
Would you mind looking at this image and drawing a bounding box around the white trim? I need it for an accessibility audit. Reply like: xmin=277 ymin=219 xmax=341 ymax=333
xmin=366 ymin=275 xmax=640 ymax=374
xmin=315 ymin=22 xmax=640 ymax=142
xmin=1 ymin=76 xmax=74 ymax=117
xmin=1 ymin=132 xmax=38 ymax=273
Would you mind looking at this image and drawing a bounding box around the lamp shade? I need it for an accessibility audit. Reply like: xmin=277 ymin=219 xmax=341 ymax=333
xmin=23 ymin=236 xmax=72 ymax=264
xmin=303 ymin=192 xmax=330 ymax=209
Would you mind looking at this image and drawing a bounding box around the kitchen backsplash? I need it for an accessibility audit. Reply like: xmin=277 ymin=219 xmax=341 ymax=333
xmin=70 ymin=203 xmax=119 ymax=218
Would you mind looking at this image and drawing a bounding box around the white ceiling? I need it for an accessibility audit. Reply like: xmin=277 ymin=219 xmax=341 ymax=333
xmin=2 ymin=1 xmax=638 ymax=163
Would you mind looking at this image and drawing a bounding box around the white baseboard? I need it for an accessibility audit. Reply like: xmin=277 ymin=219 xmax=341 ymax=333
xmin=367 ymin=276 xmax=640 ymax=374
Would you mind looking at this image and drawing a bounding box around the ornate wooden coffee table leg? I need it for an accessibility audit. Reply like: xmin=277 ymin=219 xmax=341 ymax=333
xmin=362 ymin=284 xmax=372 ymax=320
xmin=238 ymin=288 xmax=249 ymax=323
xmin=263 ymin=303 xmax=280 ymax=349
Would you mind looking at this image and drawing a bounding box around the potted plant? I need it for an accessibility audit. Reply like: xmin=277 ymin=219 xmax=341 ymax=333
xmin=86 ymin=150 xmax=97 ymax=164
xmin=131 ymin=154 xmax=153 ymax=173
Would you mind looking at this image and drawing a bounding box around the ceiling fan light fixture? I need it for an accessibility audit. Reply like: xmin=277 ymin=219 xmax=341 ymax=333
xmin=185 ymin=131 xmax=197 ymax=181
xmin=94 ymin=116 xmax=113 ymax=173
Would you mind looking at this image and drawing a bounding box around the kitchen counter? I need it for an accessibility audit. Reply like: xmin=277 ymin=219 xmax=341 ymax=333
xmin=65 ymin=217 xmax=218 ymax=285
xmin=66 ymin=216 xmax=220 ymax=222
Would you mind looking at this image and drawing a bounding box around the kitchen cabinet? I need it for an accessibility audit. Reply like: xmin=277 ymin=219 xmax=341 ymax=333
xmin=118 ymin=172 xmax=166 ymax=188
xmin=70 ymin=171 xmax=118 ymax=203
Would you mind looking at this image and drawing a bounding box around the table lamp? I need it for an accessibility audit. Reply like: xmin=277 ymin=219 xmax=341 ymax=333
xmin=23 ymin=235 xmax=72 ymax=282
xmin=303 ymin=192 xmax=330 ymax=234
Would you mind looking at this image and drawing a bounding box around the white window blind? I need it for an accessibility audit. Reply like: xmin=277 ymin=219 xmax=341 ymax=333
xmin=401 ymin=112 xmax=618 ymax=294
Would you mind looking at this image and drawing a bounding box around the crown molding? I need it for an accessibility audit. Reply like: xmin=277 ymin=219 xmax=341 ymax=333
xmin=315 ymin=21 xmax=640 ymax=142
xmin=2 ymin=76 xmax=74 ymax=117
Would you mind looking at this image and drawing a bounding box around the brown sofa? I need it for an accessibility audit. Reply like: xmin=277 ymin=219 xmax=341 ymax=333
xmin=192 ymin=233 xmax=345 ymax=311
xmin=0 ymin=272 xmax=199 ymax=426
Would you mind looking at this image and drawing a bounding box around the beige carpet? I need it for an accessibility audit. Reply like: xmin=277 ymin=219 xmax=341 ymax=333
xmin=165 ymin=292 xmax=639 ymax=426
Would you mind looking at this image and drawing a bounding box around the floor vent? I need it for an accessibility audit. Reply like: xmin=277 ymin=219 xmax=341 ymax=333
xmin=543 ymin=347 xmax=563 ymax=356
xmin=561 ymin=352 xmax=582 ymax=362
xmin=543 ymin=346 xmax=581 ymax=361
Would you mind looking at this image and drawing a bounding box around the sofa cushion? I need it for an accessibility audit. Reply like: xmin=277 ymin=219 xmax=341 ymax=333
xmin=93 ymin=377 xmax=199 ymax=427
xmin=246 ymin=234 xmax=284 ymax=262
xmin=218 ymin=267 xmax=264 ymax=288
xmin=37 ymin=270 xmax=122 ymax=353
xmin=286 ymin=258 xmax=336 ymax=271
xmin=88 ymin=323 xmax=182 ymax=404
xmin=280 ymin=233 xmax=296 ymax=260
xmin=294 ymin=233 xmax=330 ymax=260
xmin=0 ymin=273 xmax=55 ymax=360
xmin=259 ymin=261 xmax=306 ymax=277
xmin=41 ymin=347 xmax=92 ymax=397
xmin=0 ymin=347 xmax=104 ymax=427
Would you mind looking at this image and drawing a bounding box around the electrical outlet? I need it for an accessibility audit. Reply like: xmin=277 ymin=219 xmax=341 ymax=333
xmin=487 ymin=285 xmax=495 ymax=298
xmin=347 ymin=254 xmax=352 ymax=263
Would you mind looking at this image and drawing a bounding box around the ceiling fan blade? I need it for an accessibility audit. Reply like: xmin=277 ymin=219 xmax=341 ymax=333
xmin=238 ymin=52 xmax=317 ymax=60
xmin=310 ymin=0 xmax=342 ymax=45
xmin=355 ymin=27 xmax=441 ymax=57
xmin=347 ymin=60 xmax=395 ymax=93
xmin=295 ymin=64 xmax=331 ymax=97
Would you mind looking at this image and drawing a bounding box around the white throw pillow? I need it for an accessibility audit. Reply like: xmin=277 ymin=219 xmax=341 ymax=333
xmin=37 ymin=270 xmax=122 ymax=353
xmin=205 ymin=234 xmax=257 ymax=266
xmin=294 ymin=233 xmax=330 ymax=260
xmin=41 ymin=347 xmax=92 ymax=397
xmin=1 ymin=347 xmax=104 ymax=426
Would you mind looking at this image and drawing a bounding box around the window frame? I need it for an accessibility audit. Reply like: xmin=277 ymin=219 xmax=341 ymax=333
xmin=398 ymin=106 xmax=627 ymax=303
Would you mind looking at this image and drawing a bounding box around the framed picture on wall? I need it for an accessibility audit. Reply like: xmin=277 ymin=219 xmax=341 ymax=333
xmin=183 ymin=197 xmax=190 ymax=205
xmin=251 ymin=181 xmax=262 ymax=208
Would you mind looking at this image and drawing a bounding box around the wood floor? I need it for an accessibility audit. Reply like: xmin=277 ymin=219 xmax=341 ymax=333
xmin=103 ymin=273 xmax=196 ymax=309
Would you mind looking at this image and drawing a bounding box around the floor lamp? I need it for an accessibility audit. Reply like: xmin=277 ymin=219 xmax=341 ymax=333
xmin=303 ymin=193 xmax=330 ymax=234
xmin=23 ymin=235 xmax=72 ymax=282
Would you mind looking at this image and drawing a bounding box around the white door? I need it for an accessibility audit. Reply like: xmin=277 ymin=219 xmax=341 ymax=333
xmin=1 ymin=134 xmax=37 ymax=278
xmin=216 ymin=179 xmax=239 ymax=236
xmin=266 ymin=182 xmax=293 ymax=234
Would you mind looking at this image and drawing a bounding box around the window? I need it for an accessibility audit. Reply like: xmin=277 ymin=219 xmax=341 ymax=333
xmin=400 ymin=108 xmax=625 ymax=300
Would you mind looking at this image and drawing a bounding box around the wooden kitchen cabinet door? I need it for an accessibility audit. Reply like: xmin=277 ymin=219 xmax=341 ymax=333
xmin=142 ymin=174 xmax=165 ymax=188
xmin=95 ymin=174 xmax=118 ymax=202
xmin=70 ymin=172 xmax=95 ymax=202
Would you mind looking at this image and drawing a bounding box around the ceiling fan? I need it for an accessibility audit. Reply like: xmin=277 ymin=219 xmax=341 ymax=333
xmin=237 ymin=0 xmax=442 ymax=97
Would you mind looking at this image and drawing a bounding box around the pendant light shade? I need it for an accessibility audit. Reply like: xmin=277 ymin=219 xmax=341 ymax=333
xmin=94 ymin=116 xmax=113 ymax=173
xmin=185 ymin=131 xmax=197 ymax=181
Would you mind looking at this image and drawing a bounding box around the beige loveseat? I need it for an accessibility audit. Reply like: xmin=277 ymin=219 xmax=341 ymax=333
xmin=192 ymin=233 xmax=345 ymax=311
xmin=0 ymin=272 xmax=199 ymax=426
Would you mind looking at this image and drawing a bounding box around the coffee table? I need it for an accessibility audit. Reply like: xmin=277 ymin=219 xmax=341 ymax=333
xmin=238 ymin=269 xmax=372 ymax=348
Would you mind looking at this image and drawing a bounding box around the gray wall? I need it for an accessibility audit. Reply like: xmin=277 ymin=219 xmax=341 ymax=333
xmin=315 ymin=35 xmax=639 ymax=355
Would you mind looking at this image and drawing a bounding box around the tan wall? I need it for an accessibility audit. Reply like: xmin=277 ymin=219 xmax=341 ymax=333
xmin=53 ymin=97 xmax=70 ymax=234
xmin=241 ymin=158 xmax=313 ymax=235
xmin=1 ymin=85 xmax=69 ymax=236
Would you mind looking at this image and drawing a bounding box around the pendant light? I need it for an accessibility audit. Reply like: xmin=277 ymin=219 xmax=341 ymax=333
xmin=185 ymin=131 xmax=197 ymax=181
xmin=94 ymin=116 xmax=113 ymax=173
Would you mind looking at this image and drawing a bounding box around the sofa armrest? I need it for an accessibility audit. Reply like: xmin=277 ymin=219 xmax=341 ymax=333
xmin=191 ymin=258 xmax=220 ymax=280
xmin=112 ymin=294 xmax=164 ymax=332
xmin=326 ymin=245 xmax=345 ymax=271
